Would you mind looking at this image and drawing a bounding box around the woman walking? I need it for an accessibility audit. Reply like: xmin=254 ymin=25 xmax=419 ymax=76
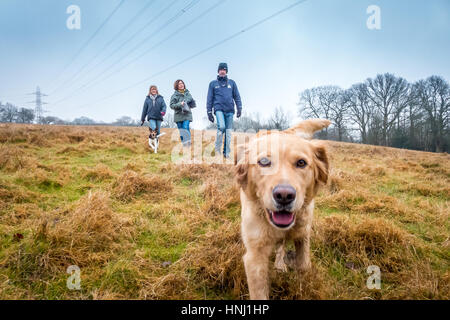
xmin=140 ymin=85 xmax=167 ymax=138
xmin=170 ymin=79 xmax=196 ymax=147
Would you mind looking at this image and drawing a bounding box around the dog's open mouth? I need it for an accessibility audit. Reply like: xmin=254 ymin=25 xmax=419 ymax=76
xmin=267 ymin=209 xmax=295 ymax=228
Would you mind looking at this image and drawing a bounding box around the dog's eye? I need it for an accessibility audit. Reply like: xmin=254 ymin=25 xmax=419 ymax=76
xmin=297 ymin=159 xmax=307 ymax=168
xmin=258 ymin=157 xmax=271 ymax=167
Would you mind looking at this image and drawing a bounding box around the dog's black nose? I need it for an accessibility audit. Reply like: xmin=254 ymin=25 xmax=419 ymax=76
xmin=273 ymin=184 xmax=296 ymax=205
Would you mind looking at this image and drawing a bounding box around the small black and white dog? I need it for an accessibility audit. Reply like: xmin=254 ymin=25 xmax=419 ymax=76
xmin=148 ymin=128 xmax=165 ymax=153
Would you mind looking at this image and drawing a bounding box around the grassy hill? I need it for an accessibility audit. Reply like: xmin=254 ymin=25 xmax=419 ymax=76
xmin=0 ymin=124 xmax=448 ymax=299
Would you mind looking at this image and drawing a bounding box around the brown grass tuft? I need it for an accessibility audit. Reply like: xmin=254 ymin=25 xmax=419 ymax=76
xmin=360 ymin=165 xmax=386 ymax=176
xmin=176 ymin=163 xmax=230 ymax=182
xmin=2 ymin=203 xmax=42 ymax=225
xmin=113 ymin=170 xmax=173 ymax=202
xmin=200 ymin=178 xmax=240 ymax=215
xmin=0 ymin=145 xmax=35 ymax=171
xmin=28 ymin=133 xmax=51 ymax=147
xmin=316 ymin=215 xmax=413 ymax=266
xmin=82 ymin=164 xmax=115 ymax=182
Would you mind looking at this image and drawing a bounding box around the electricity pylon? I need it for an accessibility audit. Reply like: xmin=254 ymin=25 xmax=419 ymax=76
xmin=27 ymin=86 xmax=48 ymax=123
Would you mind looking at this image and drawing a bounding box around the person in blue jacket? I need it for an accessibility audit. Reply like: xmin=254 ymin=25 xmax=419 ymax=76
xmin=140 ymin=85 xmax=167 ymax=138
xmin=207 ymin=62 xmax=242 ymax=158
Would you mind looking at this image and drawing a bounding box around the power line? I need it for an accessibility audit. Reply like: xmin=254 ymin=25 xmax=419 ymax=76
xmin=51 ymin=0 xmax=201 ymax=107
xmin=54 ymin=0 xmax=201 ymax=102
xmin=46 ymin=0 xmax=126 ymax=92
xmin=72 ymin=0 xmax=309 ymax=111
xmin=52 ymin=0 xmax=182 ymax=99
xmin=87 ymin=0 xmax=224 ymax=89
xmin=49 ymin=0 xmax=157 ymax=96
xmin=53 ymin=0 xmax=222 ymax=106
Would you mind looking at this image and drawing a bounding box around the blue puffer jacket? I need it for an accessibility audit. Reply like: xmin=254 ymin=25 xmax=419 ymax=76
xmin=141 ymin=95 xmax=167 ymax=122
xmin=207 ymin=76 xmax=242 ymax=115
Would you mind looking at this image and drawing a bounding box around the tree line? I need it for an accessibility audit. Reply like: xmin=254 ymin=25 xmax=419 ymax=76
xmin=298 ymin=73 xmax=449 ymax=153
xmin=0 ymin=103 xmax=36 ymax=124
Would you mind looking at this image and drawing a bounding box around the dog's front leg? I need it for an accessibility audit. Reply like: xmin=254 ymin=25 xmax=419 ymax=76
xmin=243 ymin=244 xmax=273 ymax=300
xmin=294 ymin=236 xmax=311 ymax=273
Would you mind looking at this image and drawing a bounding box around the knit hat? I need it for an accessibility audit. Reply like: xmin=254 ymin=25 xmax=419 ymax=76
xmin=218 ymin=62 xmax=228 ymax=73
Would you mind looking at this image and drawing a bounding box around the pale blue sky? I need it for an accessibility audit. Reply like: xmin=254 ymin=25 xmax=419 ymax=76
xmin=0 ymin=0 xmax=449 ymax=128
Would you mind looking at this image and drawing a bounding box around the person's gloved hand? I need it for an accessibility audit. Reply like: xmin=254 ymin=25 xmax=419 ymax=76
xmin=182 ymin=102 xmax=190 ymax=114
xmin=188 ymin=99 xmax=197 ymax=109
xmin=140 ymin=121 xmax=144 ymax=126
xmin=161 ymin=112 xmax=166 ymax=117
xmin=208 ymin=112 xmax=214 ymax=123
xmin=237 ymin=109 xmax=242 ymax=118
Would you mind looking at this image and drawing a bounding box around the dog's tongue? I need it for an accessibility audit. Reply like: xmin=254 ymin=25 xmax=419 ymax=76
xmin=272 ymin=211 xmax=294 ymax=226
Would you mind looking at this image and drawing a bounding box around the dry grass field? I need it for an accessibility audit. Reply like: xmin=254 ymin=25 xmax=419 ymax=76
xmin=0 ymin=123 xmax=448 ymax=300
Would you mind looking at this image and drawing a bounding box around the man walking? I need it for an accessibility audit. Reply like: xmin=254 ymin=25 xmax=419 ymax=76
xmin=207 ymin=62 xmax=242 ymax=159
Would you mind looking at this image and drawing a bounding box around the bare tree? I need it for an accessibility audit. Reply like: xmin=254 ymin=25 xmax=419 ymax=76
xmin=299 ymin=87 xmax=331 ymax=119
xmin=344 ymin=83 xmax=372 ymax=144
xmin=267 ymin=106 xmax=291 ymax=130
xmin=327 ymin=88 xmax=348 ymax=141
xmin=16 ymin=107 xmax=35 ymax=123
xmin=299 ymin=87 xmax=330 ymax=138
xmin=0 ymin=103 xmax=18 ymax=123
xmin=414 ymin=76 xmax=450 ymax=152
xmin=406 ymin=85 xmax=426 ymax=150
xmin=366 ymin=73 xmax=411 ymax=146
xmin=298 ymin=86 xmax=347 ymax=140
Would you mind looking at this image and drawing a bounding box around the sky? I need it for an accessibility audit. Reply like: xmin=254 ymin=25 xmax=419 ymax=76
xmin=0 ymin=0 xmax=449 ymax=129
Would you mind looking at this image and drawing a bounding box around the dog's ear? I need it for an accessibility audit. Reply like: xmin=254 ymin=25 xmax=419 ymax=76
xmin=311 ymin=141 xmax=329 ymax=185
xmin=234 ymin=143 xmax=249 ymax=188
xmin=284 ymin=119 xmax=331 ymax=140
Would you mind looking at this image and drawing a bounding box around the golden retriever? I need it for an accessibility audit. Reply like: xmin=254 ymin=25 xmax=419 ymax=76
xmin=234 ymin=119 xmax=331 ymax=300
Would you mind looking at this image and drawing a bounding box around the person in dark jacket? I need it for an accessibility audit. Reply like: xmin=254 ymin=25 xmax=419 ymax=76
xmin=140 ymin=85 xmax=167 ymax=137
xmin=170 ymin=79 xmax=196 ymax=147
xmin=207 ymin=62 xmax=242 ymax=158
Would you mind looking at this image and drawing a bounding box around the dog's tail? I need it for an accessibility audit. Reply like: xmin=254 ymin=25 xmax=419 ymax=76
xmin=284 ymin=119 xmax=331 ymax=139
